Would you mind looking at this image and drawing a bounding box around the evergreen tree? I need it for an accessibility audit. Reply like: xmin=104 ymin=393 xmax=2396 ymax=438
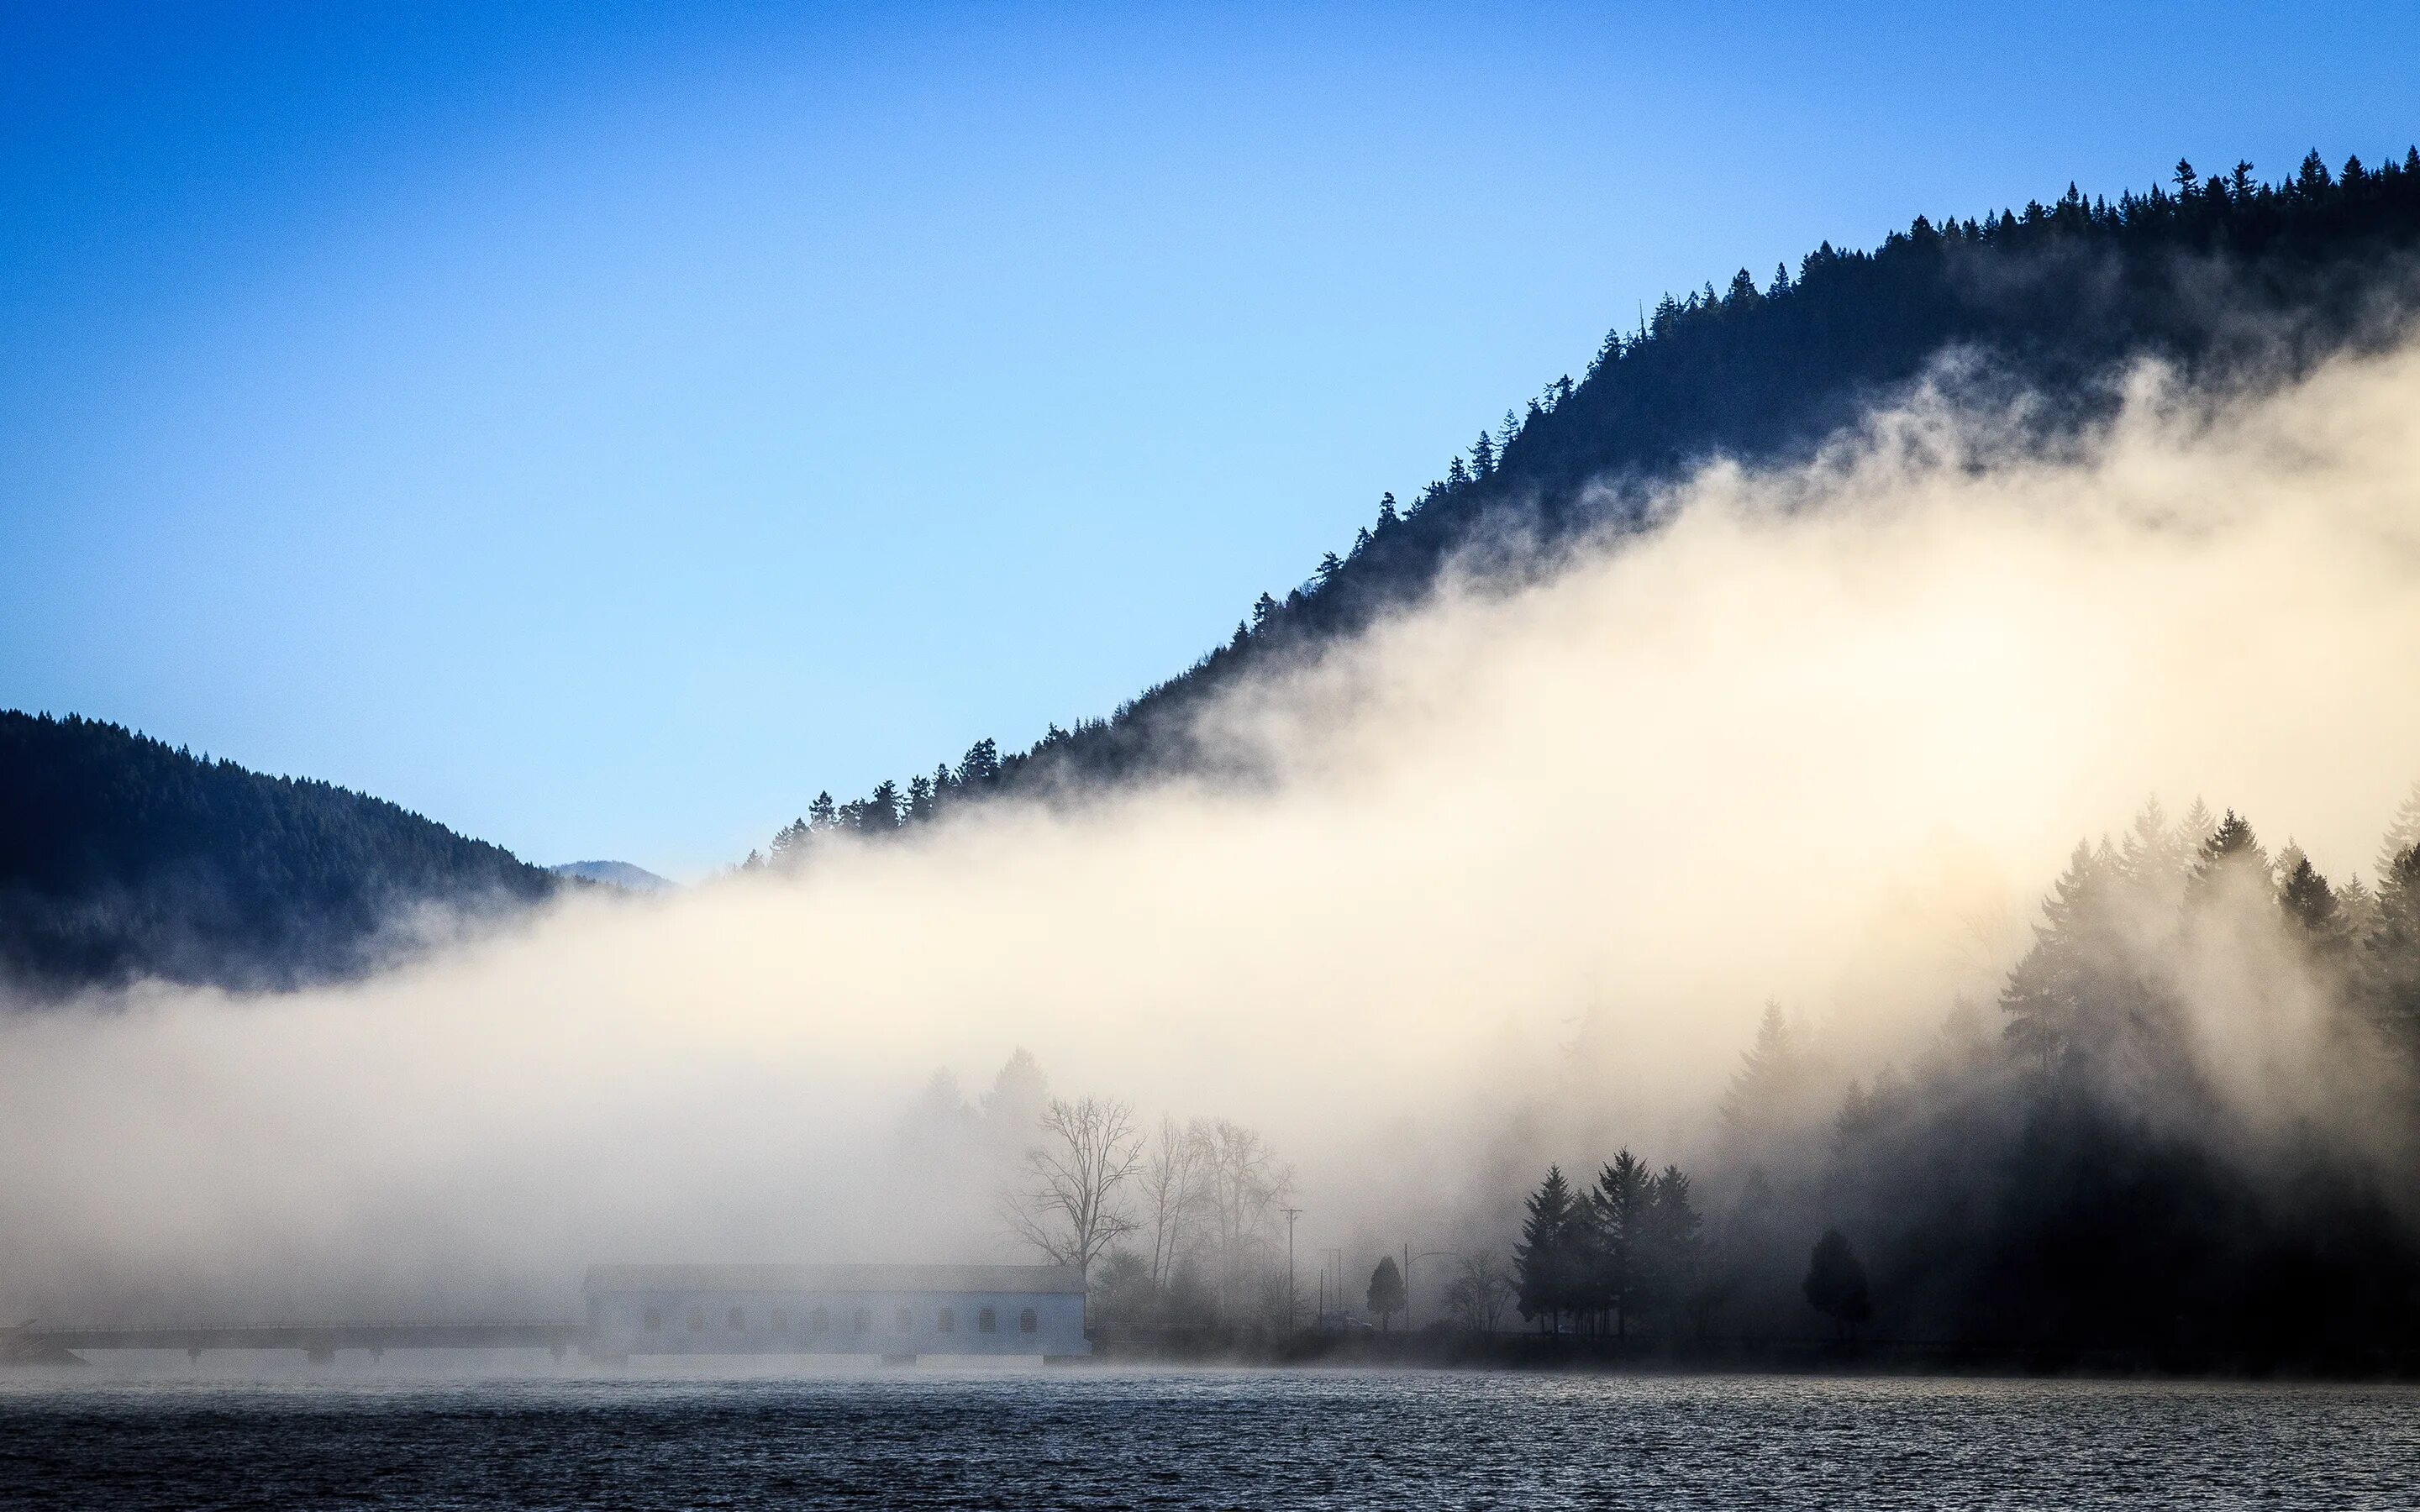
xmin=1642 ymin=1164 xmax=1702 ymax=1333
xmin=2377 ymin=780 xmax=2420 ymax=884
xmin=2186 ymin=809 xmax=2268 ymax=905
xmin=1513 ymin=1165 xmax=1578 ymax=1332
xmin=1591 ymin=1150 xmax=1652 ymax=1338
xmin=2116 ymin=795 xmax=2189 ymax=913
xmin=1721 ymin=1001 xmax=1797 ymax=1136
xmin=1802 ymin=1230 xmax=1873 ymax=1340
xmin=2002 ymin=841 xmax=2125 ymax=1068
xmin=2275 ymin=843 xmax=2348 ymax=955
xmin=2367 ymin=844 xmax=2420 ymax=1043
xmin=955 ymin=739 xmax=1000 ymax=789
xmin=1365 ymin=1256 xmax=1407 ymax=1331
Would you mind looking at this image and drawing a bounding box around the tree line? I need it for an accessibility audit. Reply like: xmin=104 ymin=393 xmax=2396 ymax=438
xmin=1511 ymin=1152 xmax=1708 ymax=1339
xmin=1515 ymin=785 xmax=2420 ymax=1358
xmin=0 ymin=710 xmax=558 ymax=998
xmin=754 ymin=149 xmax=2420 ymax=859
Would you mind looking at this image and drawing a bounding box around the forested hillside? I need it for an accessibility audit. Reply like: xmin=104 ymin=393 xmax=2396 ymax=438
xmin=758 ymin=149 xmax=2420 ymax=861
xmin=0 ymin=711 xmax=558 ymax=997
xmin=1507 ymin=792 xmax=2420 ymax=1364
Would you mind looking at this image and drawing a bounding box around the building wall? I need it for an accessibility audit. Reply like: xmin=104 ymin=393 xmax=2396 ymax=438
xmin=587 ymin=1287 xmax=1088 ymax=1357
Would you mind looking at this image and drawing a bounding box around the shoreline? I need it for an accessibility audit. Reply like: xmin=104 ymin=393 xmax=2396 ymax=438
xmin=1086 ymin=1329 xmax=2420 ymax=1381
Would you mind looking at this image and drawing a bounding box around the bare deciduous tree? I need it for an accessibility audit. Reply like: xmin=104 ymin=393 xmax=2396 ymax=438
xmin=1444 ymin=1251 xmax=1517 ymax=1334
xmin=1194 ymin=1118 xmax=1294 ymax=1312
xmin=1139 ymin=1115 xmax=1204 ymax=1289
xmin=1000 ymin=1095 xmax=1144 ymax=1278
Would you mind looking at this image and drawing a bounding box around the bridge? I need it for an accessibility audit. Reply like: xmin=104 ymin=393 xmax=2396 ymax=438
xmin=5 ymin=1320 xmax=589 ymax=1364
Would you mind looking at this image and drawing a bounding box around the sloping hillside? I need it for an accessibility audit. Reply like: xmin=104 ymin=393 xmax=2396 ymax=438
xmin=0 ymin=711 xmax=557 ymax=997
xmin=760 ymin=150 xmax=2420 ymax=859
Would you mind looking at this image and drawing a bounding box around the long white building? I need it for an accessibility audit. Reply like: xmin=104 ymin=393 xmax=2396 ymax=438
xmin=582 ymin=1263 xmax=1090 ymax=1360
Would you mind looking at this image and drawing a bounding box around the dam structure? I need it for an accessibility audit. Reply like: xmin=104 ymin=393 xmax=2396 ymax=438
xmin=5 ymin=1263 xmax=1090 ymax=1366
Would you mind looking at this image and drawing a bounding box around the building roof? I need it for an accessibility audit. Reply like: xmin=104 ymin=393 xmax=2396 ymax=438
xmin=581 ymin=1263 xmax=1085 ymax=1296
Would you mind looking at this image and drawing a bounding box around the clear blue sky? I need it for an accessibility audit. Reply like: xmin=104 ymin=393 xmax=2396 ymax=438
xmin=5 ymin=1 xmax=2415 ymax=876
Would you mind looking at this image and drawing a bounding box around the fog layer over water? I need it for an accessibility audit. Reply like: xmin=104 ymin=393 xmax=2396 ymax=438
xmin=8 ymin=342 xmax=2420 ymax=1323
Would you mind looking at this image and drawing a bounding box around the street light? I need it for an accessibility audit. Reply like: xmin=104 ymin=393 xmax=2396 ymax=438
xmin=1402 ymin=1249 xmax=1464 ymax=1332
xmin=1281 ymin=1207 xmax=1303 ymax=1331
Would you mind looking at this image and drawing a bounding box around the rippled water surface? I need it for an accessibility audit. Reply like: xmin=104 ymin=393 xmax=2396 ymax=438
xmin=4 ymin=1367 xmax=2416 ymax=1509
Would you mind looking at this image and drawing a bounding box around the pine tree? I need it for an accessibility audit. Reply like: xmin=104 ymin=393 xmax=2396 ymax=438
xmin=2377 ymin=780 xmax=2420 ymax=884
xmin=2117 ymin=795 xmax=2188 ymax=913
xmin=1721 ymin=1000 xmax=1812 ymax=1147
xmin=2276 ymin=843 xmax=2347 ymax=953
xmin=1591 ymin=1150 xmax=1652 ymax=1338
xmin=2001 ymin=840 xmax=2119 ymax=1068
xmin=1366 ymin=1256 xmax=1407 ymax=1331
xmin=1642 ymin=1165 xmax=1702 ymax=1334
xmin=2185 ymin=809 xmax=2269 ymax=911
xmin=1802 ymin=1229 xmax=1873 ymax=1340
xmin=2367 ymin=845 xmax=2420 ymax=1044
xmin=1514 ymin=1165 xmax=1577 ymax=1332
xmin=955 ymin=741 xmax=997 ymax=790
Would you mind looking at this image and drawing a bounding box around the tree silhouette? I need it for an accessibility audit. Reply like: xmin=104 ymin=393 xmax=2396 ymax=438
xmin=1514 ymin=1165 xmax=1579 ymax=1332
xmin=1590 ymin=1150 xmax=1652 ymax=1338
xmin=1366 ymin=1255 xmax=1407 ymax=1331
xmin=1000 ymin=1095 xmax=1144 ymax=1278
xmin=1802 ymin=1230 xmax=1873 ymax=1341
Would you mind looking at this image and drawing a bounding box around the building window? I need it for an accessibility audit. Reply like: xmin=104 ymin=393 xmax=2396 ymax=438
xmin=812 ymin=1307 xmax=830 ymax=1333
xmin=895 ymin=1306 xmax=913 ymax=1333
xmin=937 ymin=1306 xmax=955 ymax=1333
xmin=771 ymin=1307 xmax=789 ymax=1332
xmin=1019 ymin=1308 xmax=1038 ymax=1334
xmin=851 ymin=1308 xmax=870 ymax=1333
xmin=978 ymin=1307 xmax=997 ymax=1333
xmin=686 ymin=1307 xmax=705 ymax=1332
xmin=643 ymin=1308 xmax=662 ymax=1332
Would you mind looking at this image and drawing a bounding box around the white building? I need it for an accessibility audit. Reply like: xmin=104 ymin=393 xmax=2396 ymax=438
xmin=582 ymin=1263 xmax=1089 ymax=1360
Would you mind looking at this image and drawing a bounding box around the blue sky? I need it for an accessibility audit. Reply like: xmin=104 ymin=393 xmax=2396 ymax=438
xmin=5 ymin=1 xmax=2417 ymax=876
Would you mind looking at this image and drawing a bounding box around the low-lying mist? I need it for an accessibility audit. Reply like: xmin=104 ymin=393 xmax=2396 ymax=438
xmin=8 ymin=338 xmax=2420 ymax=1331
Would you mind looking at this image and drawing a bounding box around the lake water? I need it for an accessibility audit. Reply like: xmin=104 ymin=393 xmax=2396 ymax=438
xmin=3 ymin=1365 xmax=2415 ymax=1509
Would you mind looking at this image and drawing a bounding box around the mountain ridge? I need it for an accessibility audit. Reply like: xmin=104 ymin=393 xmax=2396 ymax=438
xmin=754 ymin=148 xmax=2420 ymax=864
xmin=0 ymin=710 xmax=559 ymax=999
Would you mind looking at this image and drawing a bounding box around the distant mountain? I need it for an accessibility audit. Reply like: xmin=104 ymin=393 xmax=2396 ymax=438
xmin=550 ymin=860 xmax=676 ymax=893
xmin=0 ymin=711 xmax=559 ymax=999
xmin=758 ymin=149 xmax=2420 ymax=861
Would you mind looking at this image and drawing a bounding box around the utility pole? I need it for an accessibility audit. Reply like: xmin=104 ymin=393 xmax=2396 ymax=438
xmin=1403 ymin=1242 xmax=1412 ymax=1331
xmin=1281 ymin=1207 xmax=1303 ymax=1331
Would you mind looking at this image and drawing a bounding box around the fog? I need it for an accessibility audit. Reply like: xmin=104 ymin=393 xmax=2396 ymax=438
xmin=8 ymin=338 xmax=2420 ymax=1326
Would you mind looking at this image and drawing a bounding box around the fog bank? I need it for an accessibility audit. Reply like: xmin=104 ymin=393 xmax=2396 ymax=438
xmin=8 ymin=341 xmax=2420 ymax=1322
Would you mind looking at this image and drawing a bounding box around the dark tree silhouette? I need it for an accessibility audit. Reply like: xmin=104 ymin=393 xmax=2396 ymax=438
xmin=1514 ymin=1165 xmax=1579 ymax=1332
xmin=1366 ymin=1256 xmax=1406 ymax=1332
xmin=1803 ymin=1230 xmax=1873 ymax=1340
xmin=1589 ymin=1150 xmax=1652 ymax=1338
